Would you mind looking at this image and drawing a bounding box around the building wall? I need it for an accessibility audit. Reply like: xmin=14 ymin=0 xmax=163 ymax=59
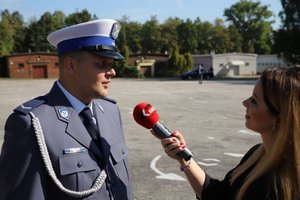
xmin=192 ymin=55 xmax=213 ymax=70
xmin=257 ymin=54 xmax=287 ymax=73
xmin=193 ymin=53 xmax=257 ymax=76
xmin=129 ymin=54 xmax=169 ymax=77
xmin=7 ymin=53 xmax=59 ymax=78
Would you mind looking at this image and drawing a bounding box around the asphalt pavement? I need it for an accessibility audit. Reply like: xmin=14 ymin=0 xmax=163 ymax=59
xmin=0 ymin=78 xmax=261 ymax=200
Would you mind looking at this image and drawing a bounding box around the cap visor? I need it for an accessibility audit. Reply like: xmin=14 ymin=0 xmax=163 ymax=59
xmin=90 ymin=51 xmax=124 ymax=60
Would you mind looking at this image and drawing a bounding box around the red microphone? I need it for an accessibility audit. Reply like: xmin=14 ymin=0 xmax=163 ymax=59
xmin=133 ymin=102 xmax=193 ymax=161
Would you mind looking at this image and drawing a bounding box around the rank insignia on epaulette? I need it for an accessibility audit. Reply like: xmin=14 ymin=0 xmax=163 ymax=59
xmin=59 ymin=107 xmax=69 ymax=120
xmin=21 ymin=104 xmax=32 ymax=110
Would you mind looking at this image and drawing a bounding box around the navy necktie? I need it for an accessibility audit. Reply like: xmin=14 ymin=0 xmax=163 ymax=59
xmin=80 ymin=107 xmax=100 ymax=142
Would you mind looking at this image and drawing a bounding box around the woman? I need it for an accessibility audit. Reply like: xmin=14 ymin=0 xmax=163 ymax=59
xmin=160 ymin=66 xmax=300 ymax=199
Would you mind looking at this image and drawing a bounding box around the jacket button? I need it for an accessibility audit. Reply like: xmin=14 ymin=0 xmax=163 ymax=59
xmin=77 ymin=161 xmax=83 ymax=168
xmin=122 ymin=149 xmax=125 ymax=154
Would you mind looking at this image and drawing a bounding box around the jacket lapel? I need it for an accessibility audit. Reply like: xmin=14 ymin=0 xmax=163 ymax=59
xmin=48 ymin=82 xmax=102 ymax=157
xmin=93 ymin=101 xmax=113 ymax=162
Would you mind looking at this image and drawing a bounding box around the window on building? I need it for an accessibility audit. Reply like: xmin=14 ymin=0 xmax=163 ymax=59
xmin=245 ymin=62 xmax=249 ymax=66
xmin=18 ymin=63 xmax=24 ymax=72
xmin=18 ymin=63 xmax=24 ymax=68
xmin=219 ymin=63 xmax=224 ymax=67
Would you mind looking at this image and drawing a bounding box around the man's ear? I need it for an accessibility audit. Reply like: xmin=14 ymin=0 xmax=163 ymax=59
xmin=64 ymin=56 xmax=76 ymax=72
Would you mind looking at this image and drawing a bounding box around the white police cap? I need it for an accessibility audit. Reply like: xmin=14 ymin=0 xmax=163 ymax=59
xmin=47 ymin=19 xmax=124 ymax=60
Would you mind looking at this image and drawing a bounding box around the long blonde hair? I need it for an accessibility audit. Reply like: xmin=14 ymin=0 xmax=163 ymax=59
xmin=230 ymin=66 xmax=300 ymax=200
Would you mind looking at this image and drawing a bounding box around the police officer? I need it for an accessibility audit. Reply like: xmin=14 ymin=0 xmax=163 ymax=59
xmin=0 ymin=19 xmax=134 ymax=200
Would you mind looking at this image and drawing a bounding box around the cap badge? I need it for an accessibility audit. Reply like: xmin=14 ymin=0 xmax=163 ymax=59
xmin=111 ymin=22 xmax=121 ymax=39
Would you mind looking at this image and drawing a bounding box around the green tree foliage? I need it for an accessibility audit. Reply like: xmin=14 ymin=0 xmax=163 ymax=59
xmin=160 ymin=17 xmax=181 ymax=54
xmin=140 ymin=16 xmax=162 ymax=54
xmin=224 ymin=0 xmax=274 ymax=54
xmin=119 ymin=16 xmax=142 ymax=54
xmin=210 ymin=19 xmax=232 ymax=54
xmin=228 ymin=25 xmax=243 ymax=52
xmin=24 ymin=11 xmax=66 ymax=52
xmin=0 ymin=10 xmax=17 ymax=56
xmin=168 ymin=47 xmax=192 ymax=76
xmin=177 ymin=19 xmax=198 ymax=54
xmin=194 ymin=19 xmax=214 ymax=54
xmin=273 ymin=0 xmax=300 ymax=64
xmin=9 ymin=11 xmax=25 ymax=53
xmin=65 ymin=9 xmax=96 ymax=26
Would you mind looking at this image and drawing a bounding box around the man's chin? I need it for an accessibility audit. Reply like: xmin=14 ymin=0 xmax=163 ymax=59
xmin=96 ymin=91 xmax=108 ymax=99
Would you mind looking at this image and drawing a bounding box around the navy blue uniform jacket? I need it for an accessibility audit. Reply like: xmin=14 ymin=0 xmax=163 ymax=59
xmin=0 ymin=82 xmax=134 ymax=200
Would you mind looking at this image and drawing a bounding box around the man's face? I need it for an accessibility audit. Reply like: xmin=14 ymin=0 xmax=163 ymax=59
xmin=71 ymin=52 xmax=116 ymax=103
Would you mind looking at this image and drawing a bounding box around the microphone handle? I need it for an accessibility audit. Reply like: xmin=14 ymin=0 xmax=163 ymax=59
xmin=152 ymin=122 xmax=193 ymax=161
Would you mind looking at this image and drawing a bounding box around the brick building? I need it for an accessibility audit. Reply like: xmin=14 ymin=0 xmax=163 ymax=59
xmin=4 ymin=52 xmax=59 ymax=78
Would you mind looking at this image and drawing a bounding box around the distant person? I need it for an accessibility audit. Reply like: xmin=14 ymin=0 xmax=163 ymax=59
xmin=198 ymin=64 xmax=203 ymax=84
xmin=0 ymin=19 xmax=134 ymax=200
xmin=156 ymin=66 xmax=300 ymax=199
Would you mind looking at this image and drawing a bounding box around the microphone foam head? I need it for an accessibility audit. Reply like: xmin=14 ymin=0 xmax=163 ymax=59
xmin=133 ymin=102 xmax=160 ymax=129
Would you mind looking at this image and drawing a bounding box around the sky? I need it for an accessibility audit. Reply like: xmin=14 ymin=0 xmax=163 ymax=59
xmin=0 ymin=0 xmax=283 ymax=29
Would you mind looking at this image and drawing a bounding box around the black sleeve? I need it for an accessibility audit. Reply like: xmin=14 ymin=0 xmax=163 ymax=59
xmin=199 ymin=144 xmax=262 ymax=200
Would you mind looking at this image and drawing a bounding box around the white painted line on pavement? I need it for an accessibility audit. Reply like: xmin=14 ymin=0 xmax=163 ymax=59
xmin=224 ymin=152 xmax=244 ymax=157
xmin=150 ymin=155 xmax=186 ymax=181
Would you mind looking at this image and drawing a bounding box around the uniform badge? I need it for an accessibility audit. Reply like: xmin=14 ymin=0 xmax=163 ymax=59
xmin=59 ymin=107 xmax=69 ymax=120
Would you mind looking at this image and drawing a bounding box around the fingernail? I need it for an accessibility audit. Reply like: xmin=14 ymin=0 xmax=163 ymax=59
xmin=180 ymin=142 xmax=184 ymax=145
xmin=181 ymin=145 xmax=186 ymax=149
xmin=172 ymin=138 xmax=177 ymax=142
xmin=172 ymin=132 xmax=177 ymax=136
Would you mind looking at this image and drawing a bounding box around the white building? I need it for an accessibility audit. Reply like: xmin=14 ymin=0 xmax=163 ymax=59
xmin=257 ymin=54 xmax=288 ymax=73
xmin=192 ymin=53 xmax=257 ymax=76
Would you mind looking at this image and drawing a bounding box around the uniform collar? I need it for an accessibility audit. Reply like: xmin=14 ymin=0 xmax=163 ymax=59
xmin=56 ymin=80 xmax=94 ymax=114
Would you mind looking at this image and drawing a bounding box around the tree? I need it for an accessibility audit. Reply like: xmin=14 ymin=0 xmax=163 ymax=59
xmin=65 ymin=9 xmax=96 ymax=26
xmin=140 ymin=16 xmax=162 ymax=54
xmin=224 ymin=0 xmax=274 ymax=54
xmin=168 ymin=46 xmax=192 ymax=76
xmin=273 ymin=0 xmax=300 ymax=64
xmin=119 ymin=16 xmax=142 ymax=54
xmin=194 ymin=19 xmax=214 ymax=54
xmin=9 ymin=11 xmax=26 ymax=53
xmin=160 ymin=17 xmax=182 ymax=54
xmin=210 ymin=18 xmax=232 ymax=54
xmin=177 ymin=18 xmax=198 ymax=54
xmin=0 ymin=10 xmax=17 ymax=56
xmin=228 ymin=25 xmax=243 ymax=52
xmin=24 ymin=11 xmax=65 ymax=52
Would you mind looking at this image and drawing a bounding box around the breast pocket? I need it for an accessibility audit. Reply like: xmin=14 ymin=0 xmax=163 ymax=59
xmin=59 ymin=152 xmax=100 ymax=191
xmin=110 ymin=142 xmax=130 ymax=186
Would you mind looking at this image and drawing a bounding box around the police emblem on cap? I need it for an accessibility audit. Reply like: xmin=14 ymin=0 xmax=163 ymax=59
xmin=59 ymin=107 xmax=69 ymax=120
xmin=111 ymin=22 xmax=121 ymax=39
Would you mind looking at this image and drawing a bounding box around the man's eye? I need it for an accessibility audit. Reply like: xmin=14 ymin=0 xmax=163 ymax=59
xmin=94 ymin=62 xmax=113 ymax=69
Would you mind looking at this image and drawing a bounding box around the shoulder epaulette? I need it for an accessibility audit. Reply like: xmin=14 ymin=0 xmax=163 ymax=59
xmin=14 ymin=96 xmax=46 ymax=115
xmin=101 ymin=96 xmax=117 ymax=104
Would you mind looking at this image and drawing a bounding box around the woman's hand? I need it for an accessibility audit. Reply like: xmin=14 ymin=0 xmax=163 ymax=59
xmin=151 ymin=130 xmax=187 ymax=161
